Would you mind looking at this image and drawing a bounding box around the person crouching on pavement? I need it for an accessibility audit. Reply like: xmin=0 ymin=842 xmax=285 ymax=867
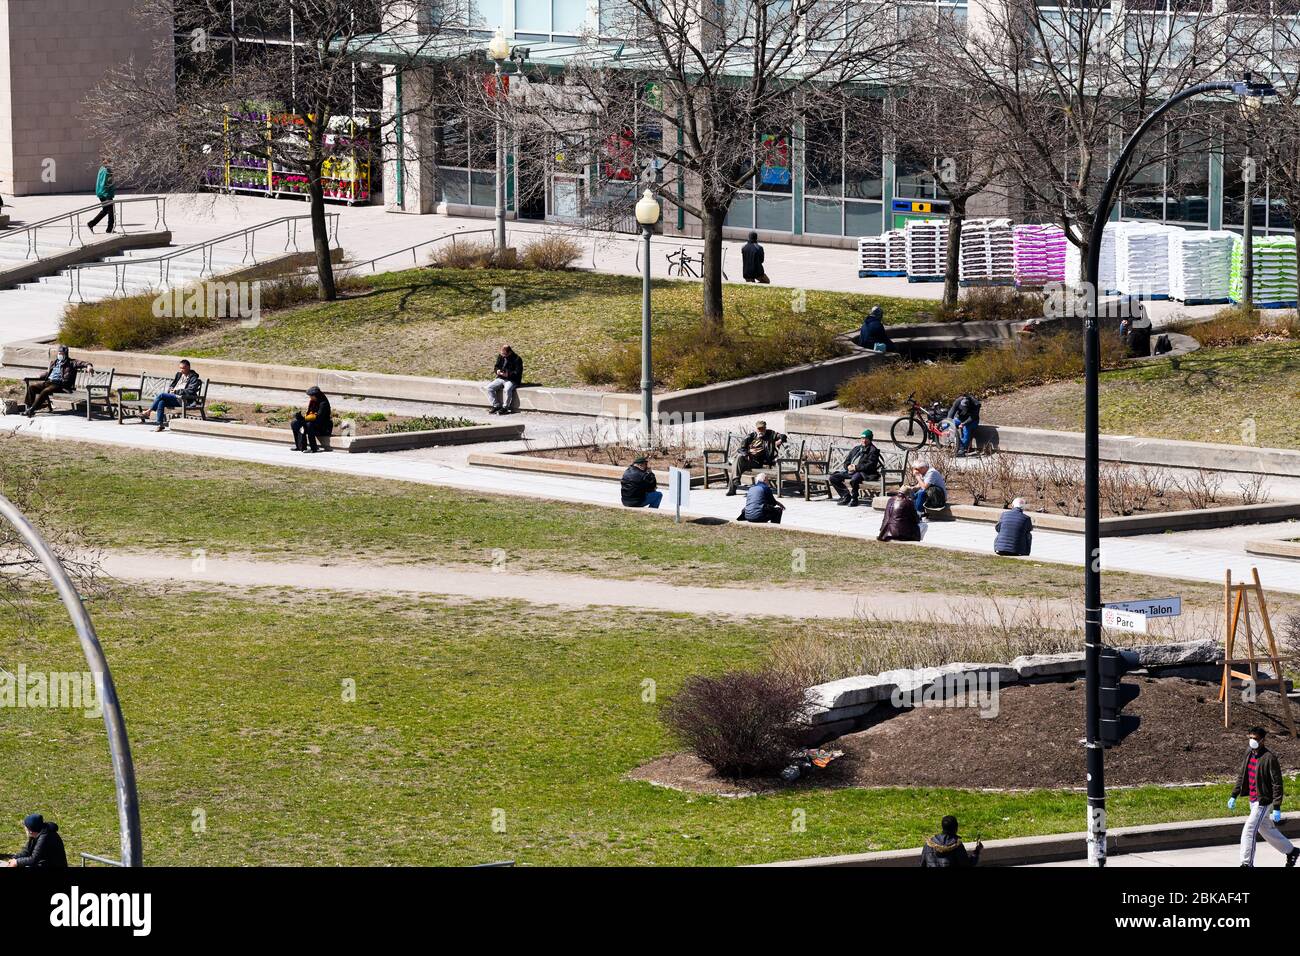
xmin=920 ymin=815 xmax=982 ymax=867
xmin=620 ymin=455 xmax=662 ymax=509
xmin=1230 ymin=726 xmax=1299 ymax=867
xmin=735 ymin=473 xmax=784 ymax=524
xmin=877 ymin=489 xmax=921 ymax=542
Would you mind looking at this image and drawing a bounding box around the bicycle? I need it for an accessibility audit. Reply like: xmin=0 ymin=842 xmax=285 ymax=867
xmin=665 ymin=246 xmax=702 ymax=278
xmin=889 ymin=392 xmax=954 ymax=451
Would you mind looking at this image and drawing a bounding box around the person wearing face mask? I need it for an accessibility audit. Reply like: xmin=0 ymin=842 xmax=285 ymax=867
xmin=1229 ymin=726 xmax=1298 ymax=867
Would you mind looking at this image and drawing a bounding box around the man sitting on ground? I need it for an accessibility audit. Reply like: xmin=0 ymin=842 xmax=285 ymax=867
xmin=947 ymin=392 xmax=981 ymax=457
xmin=142 ymin=359 xmax=202 ymax=431
xmin=908 ymin=460 xmax=947 ymax=518
xmin=620 ymin=456 xmax=662 ymax=509
xmin=487 ymin=345 xmax=523 ymax=415
xmin=858 ymin=305 xmax=892 ymax=352
xmin=920 ymin=815 xmax=982 ymax=867
xmin=994 ymin=497 xmax=1033 ymax=556
xmin=877 ymin=489 xmax=921 ymax=542
xmin=736 ymin=473 xmax=784 ymax=524
xmin=20 ymin=346 xmax=82 ymax=418
xmin=829 ymin=429 xmax=883 ymax=507
xmin=3 ymin=814 xmax=66 ymax=869
xmin=727 ymin=420 xmax=787 ymax=496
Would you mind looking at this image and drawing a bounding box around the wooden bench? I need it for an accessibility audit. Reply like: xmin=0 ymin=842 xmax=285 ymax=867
xmin=804 ymin=446 xmax=911 ymax=501
xmin=115 ymin=373 xmax=210 ymax=424
xmin=703 ymin=434 xmax=806 ymax=497
xmin=46 ymin=367 xmax=116 ymax=420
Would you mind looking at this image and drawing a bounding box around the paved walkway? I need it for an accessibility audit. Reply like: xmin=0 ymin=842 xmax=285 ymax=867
xmin=1036 ymin=842 xmax=1290 ymax=867
xmin=6 ymin=413 xmax=1300 ymax=600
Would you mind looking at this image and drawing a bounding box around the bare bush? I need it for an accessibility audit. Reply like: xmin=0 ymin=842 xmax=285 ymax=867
xmin=429 ymin=238 xmax=500 ymax=270
xmin=1177 ymin=468 xmax=1224 ymax=510
xmin=1239 ymin=473 xmax=1272 ymax=506
xmin=660 ymin=670 xmax=811 ymax=779
xmin=520 ymin=233 xmax=584 ymax=271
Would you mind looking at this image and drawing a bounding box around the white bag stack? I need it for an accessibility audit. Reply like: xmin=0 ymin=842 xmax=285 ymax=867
xmin=1114 ymin=221 xmax=1176 ymax=299
xmin=858 ymin=235 xmax=890 ymax=275
xmin=1012 ymin=223 xmax=1067 ymax=288
xmin=885 ymin=229 xmax=907 ymax=272
xmin=1169 ymin=230 xmax=1235 ymax=303
xmin=904 ymin=219 xmax=948 ymax=281
xmin=1066 ymin=221 xmax=1119 ymax=293
xmin=958 ymin=218 xmax=1016 ymax=284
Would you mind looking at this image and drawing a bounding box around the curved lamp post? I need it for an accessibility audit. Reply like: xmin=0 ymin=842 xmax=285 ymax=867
xmin=0 ymin=494 xmax=141 ymax=867
xmin=488 ymin=28 xmax=512 ymax=257
xmin=1082 ymin=74 xmax=1274 ymax=868
xmin=635 ymin=188 xmax=661 ymax=442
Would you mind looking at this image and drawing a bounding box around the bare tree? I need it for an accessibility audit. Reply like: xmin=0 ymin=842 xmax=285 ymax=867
xmin=85 ymin=0 xmax=465 ymax=301
xmin=955 ymin=0 xmax=1238 ymax=282
xmin=454 ymin=0 xmax=910 ymax=334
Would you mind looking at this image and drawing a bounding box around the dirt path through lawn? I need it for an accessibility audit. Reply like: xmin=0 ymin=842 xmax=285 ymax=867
xmin=97 ymin=550 xmax=1227 ymax=634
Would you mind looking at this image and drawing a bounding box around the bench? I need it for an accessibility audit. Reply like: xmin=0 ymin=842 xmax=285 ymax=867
xmin=45 ymin=367 xmax=116 ymax=420
xmin=804 ymin=446 xmax=911 ymax=501
xmin=115 ymin=373 xmax=210 ymax=424
xmin=703 ymin=434 xmax=806 ymax=497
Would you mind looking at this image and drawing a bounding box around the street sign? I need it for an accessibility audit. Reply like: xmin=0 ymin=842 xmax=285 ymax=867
xmin=1104 ymin=597 xmax=1181 ymax=619
xmin=667 ymin=467 xmax=690 ymax=523
xmin=1102 ymin=607 xmax=1148 ymax=634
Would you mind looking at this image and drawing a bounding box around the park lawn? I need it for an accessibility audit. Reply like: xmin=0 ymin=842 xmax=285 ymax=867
xmin=0 ymin=585 xmax=1242 ymax=867
xmin=7 ymin=436 xmax=1227 ymax=607
xmin=982 ymin=340 xmax=1300 ymax=450
xmin=160 ymin=266 xmax=939 ymax=387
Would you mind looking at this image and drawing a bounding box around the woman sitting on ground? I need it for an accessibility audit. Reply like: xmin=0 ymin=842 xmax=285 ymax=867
xmin=291 ymin=386 xmax=332 ymax=453
xmin=877 ymin=489 xmax=921 ymax=542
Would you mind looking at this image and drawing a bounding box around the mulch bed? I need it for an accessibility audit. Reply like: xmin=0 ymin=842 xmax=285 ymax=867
xmin=630 ymin=677 xmax=1300 ymax=795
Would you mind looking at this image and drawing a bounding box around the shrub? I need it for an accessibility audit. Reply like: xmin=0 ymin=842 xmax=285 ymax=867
xmin=938 ymin=287 xmax=1047 ymax=324
xmin=429 ymin=238 xmax=501 ymax=270
xmin=577 ymin=316 xmax=848 ymax=391
xmin=521 ymin=233 xmax=584 ymax=271
xmin=1171 ymin=306 xmax=1264 ymax=348
xmin=382 ymin=415 xmax=477 ymax=434
xmin=836 ymin=330 xmax=1121 ymax=413
xmin=660 ymin=669 xmax=810 ymax=779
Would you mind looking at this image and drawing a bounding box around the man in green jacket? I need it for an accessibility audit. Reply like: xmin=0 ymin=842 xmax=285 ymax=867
xmin=1229 ymin=726 xmax=1299 ymax=867
xmin=87 ymin=162 xmax=116 ymax=234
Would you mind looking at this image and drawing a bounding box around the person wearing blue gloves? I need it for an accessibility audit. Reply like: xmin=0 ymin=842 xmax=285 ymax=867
xmin=1229 ymin=726 xmax=1298 ymax=867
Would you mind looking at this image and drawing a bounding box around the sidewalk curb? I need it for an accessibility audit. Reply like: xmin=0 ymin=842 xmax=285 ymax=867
xmin=755 ymin=814 xmax=1300 ymax=867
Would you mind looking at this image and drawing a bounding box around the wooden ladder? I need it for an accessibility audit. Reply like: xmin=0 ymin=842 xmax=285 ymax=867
xmin=1218 ymin=568 xmax=1296 ymax=735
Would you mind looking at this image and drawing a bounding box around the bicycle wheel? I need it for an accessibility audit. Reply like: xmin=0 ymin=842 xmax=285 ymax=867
xmin=890 ymin=414 xmax=928 ymax=450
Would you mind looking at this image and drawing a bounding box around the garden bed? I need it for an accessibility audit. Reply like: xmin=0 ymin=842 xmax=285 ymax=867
xmin=630 ymin=676 xmax=1300 ymax=794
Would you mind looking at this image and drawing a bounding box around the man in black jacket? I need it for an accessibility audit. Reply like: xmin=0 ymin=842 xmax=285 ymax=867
xmin=920 ymin=815 xmax=982 ymax=867
xmin=487 ymin=345 xmax=524 ymax=414
xmin=143 ymin=359 xmax=202 ymax=431
xmin=3 ymin=814 xmax=67 ymax=869
xmin=829 ymin=430 xmax=883 ymax=506
xmin=727 ymin=421 xmax=787 ymax=496
xmin=947 ymin=393 xmax=981 ymax=457
xmin=1230 ymin=726 xmax=1299 ymax=867
xmin=21 ymin=346 xmax=82 ymax=417
xmin=620 ymin=456 xmax=662 ymax=509
xmin=291 ymin=386 xmax=333 ymax=452
xmin=741 ymin=232 xmax=768 ymax=283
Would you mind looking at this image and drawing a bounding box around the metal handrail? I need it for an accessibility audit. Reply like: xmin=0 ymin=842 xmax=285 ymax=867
xmin=337 ymin=226 xmax=504 ymax=275
xmin=64 ymin=213 xmax=341 ymax=302
xmin=80 ymin=852 xmax=125 ymax=867
xmin=1 ymin=197 xmax=167 ymax=260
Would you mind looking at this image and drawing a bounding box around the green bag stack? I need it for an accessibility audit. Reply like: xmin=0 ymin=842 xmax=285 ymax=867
xmin=1230 ymin=234 xmax=1299 ymax=305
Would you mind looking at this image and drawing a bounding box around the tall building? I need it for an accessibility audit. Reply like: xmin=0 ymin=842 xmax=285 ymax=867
xmin=0 ymin=0 xmax=173 ymax=197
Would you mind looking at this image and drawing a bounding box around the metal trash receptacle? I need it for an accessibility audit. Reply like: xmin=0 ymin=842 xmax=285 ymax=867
xmin=788 ymin=389 xmax=818 ymax=410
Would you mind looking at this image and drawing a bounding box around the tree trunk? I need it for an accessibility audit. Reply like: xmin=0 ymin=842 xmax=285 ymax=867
xmin=308 ymin=165 xmax=337 ymax=302
xmin=700 ymin=204 xmax=726 ymax=337
xmin=943 ymin=201 xmax=965 ymax=311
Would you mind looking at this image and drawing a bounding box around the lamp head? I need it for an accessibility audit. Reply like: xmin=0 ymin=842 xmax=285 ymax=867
xmin=635 ymin=188 xmax=661 ymax=226
xmin=1233 ymin=71 xmax=1275 ymax=112
xmin=488 ymin=28 xmax=511 ymax=63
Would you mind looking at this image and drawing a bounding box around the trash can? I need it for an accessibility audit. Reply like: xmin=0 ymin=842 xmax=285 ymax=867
xmin=788 ymin=389 xmax=818 ymax=410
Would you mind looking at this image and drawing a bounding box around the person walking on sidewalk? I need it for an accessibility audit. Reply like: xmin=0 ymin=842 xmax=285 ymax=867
xmin=1229 ymin=726 xmax=1299 ymax=867
xmin=87 ymin=162 xmax=116 ymax=234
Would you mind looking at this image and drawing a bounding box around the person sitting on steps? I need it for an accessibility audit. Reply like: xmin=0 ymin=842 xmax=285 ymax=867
xmin=829 ymin=429 xmax=883 ymax=507
xmin=726 ymin=420 xmax=787 ymax=496
xmin=487 ymin=345 xmax=523 ymax=415
xmin=907 ymin=460 xmax=947 ymax=518
xmin=291 ymin=386 xmax=333 ymax=453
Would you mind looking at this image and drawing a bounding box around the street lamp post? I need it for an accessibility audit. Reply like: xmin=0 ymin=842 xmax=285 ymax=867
xmin=488 ymin=29 xmax=511 ymax=258
xmin=635 ymin=189 xmax=661 ymax=443
xmin=1240 ymin=88 xmax=1265 ymax=307
xmin=1082 ymin=74 xmax=1274 ymax=867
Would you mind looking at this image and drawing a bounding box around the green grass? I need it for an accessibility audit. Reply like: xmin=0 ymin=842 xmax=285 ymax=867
xmin=7 ymin=436 xmax=1226 ymax=605
xmin=1 ymin=586 xmax=1241 ymax=866
xmin=155 ymin=267 xmax=939 ymax=387
xmin=981 ymin=340 xmax=1300 ymax=449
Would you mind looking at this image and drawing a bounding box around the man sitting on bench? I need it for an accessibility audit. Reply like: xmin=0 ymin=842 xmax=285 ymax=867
xmin=142 ymin=359 xmax=202 ymax=431
xmin=20 ymin=346 xmax=81 ymax=418
xmin=726 ymin=420 xmax=787 ymax=496
xmin=830 ymin=429 xmax=883 ymax=507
